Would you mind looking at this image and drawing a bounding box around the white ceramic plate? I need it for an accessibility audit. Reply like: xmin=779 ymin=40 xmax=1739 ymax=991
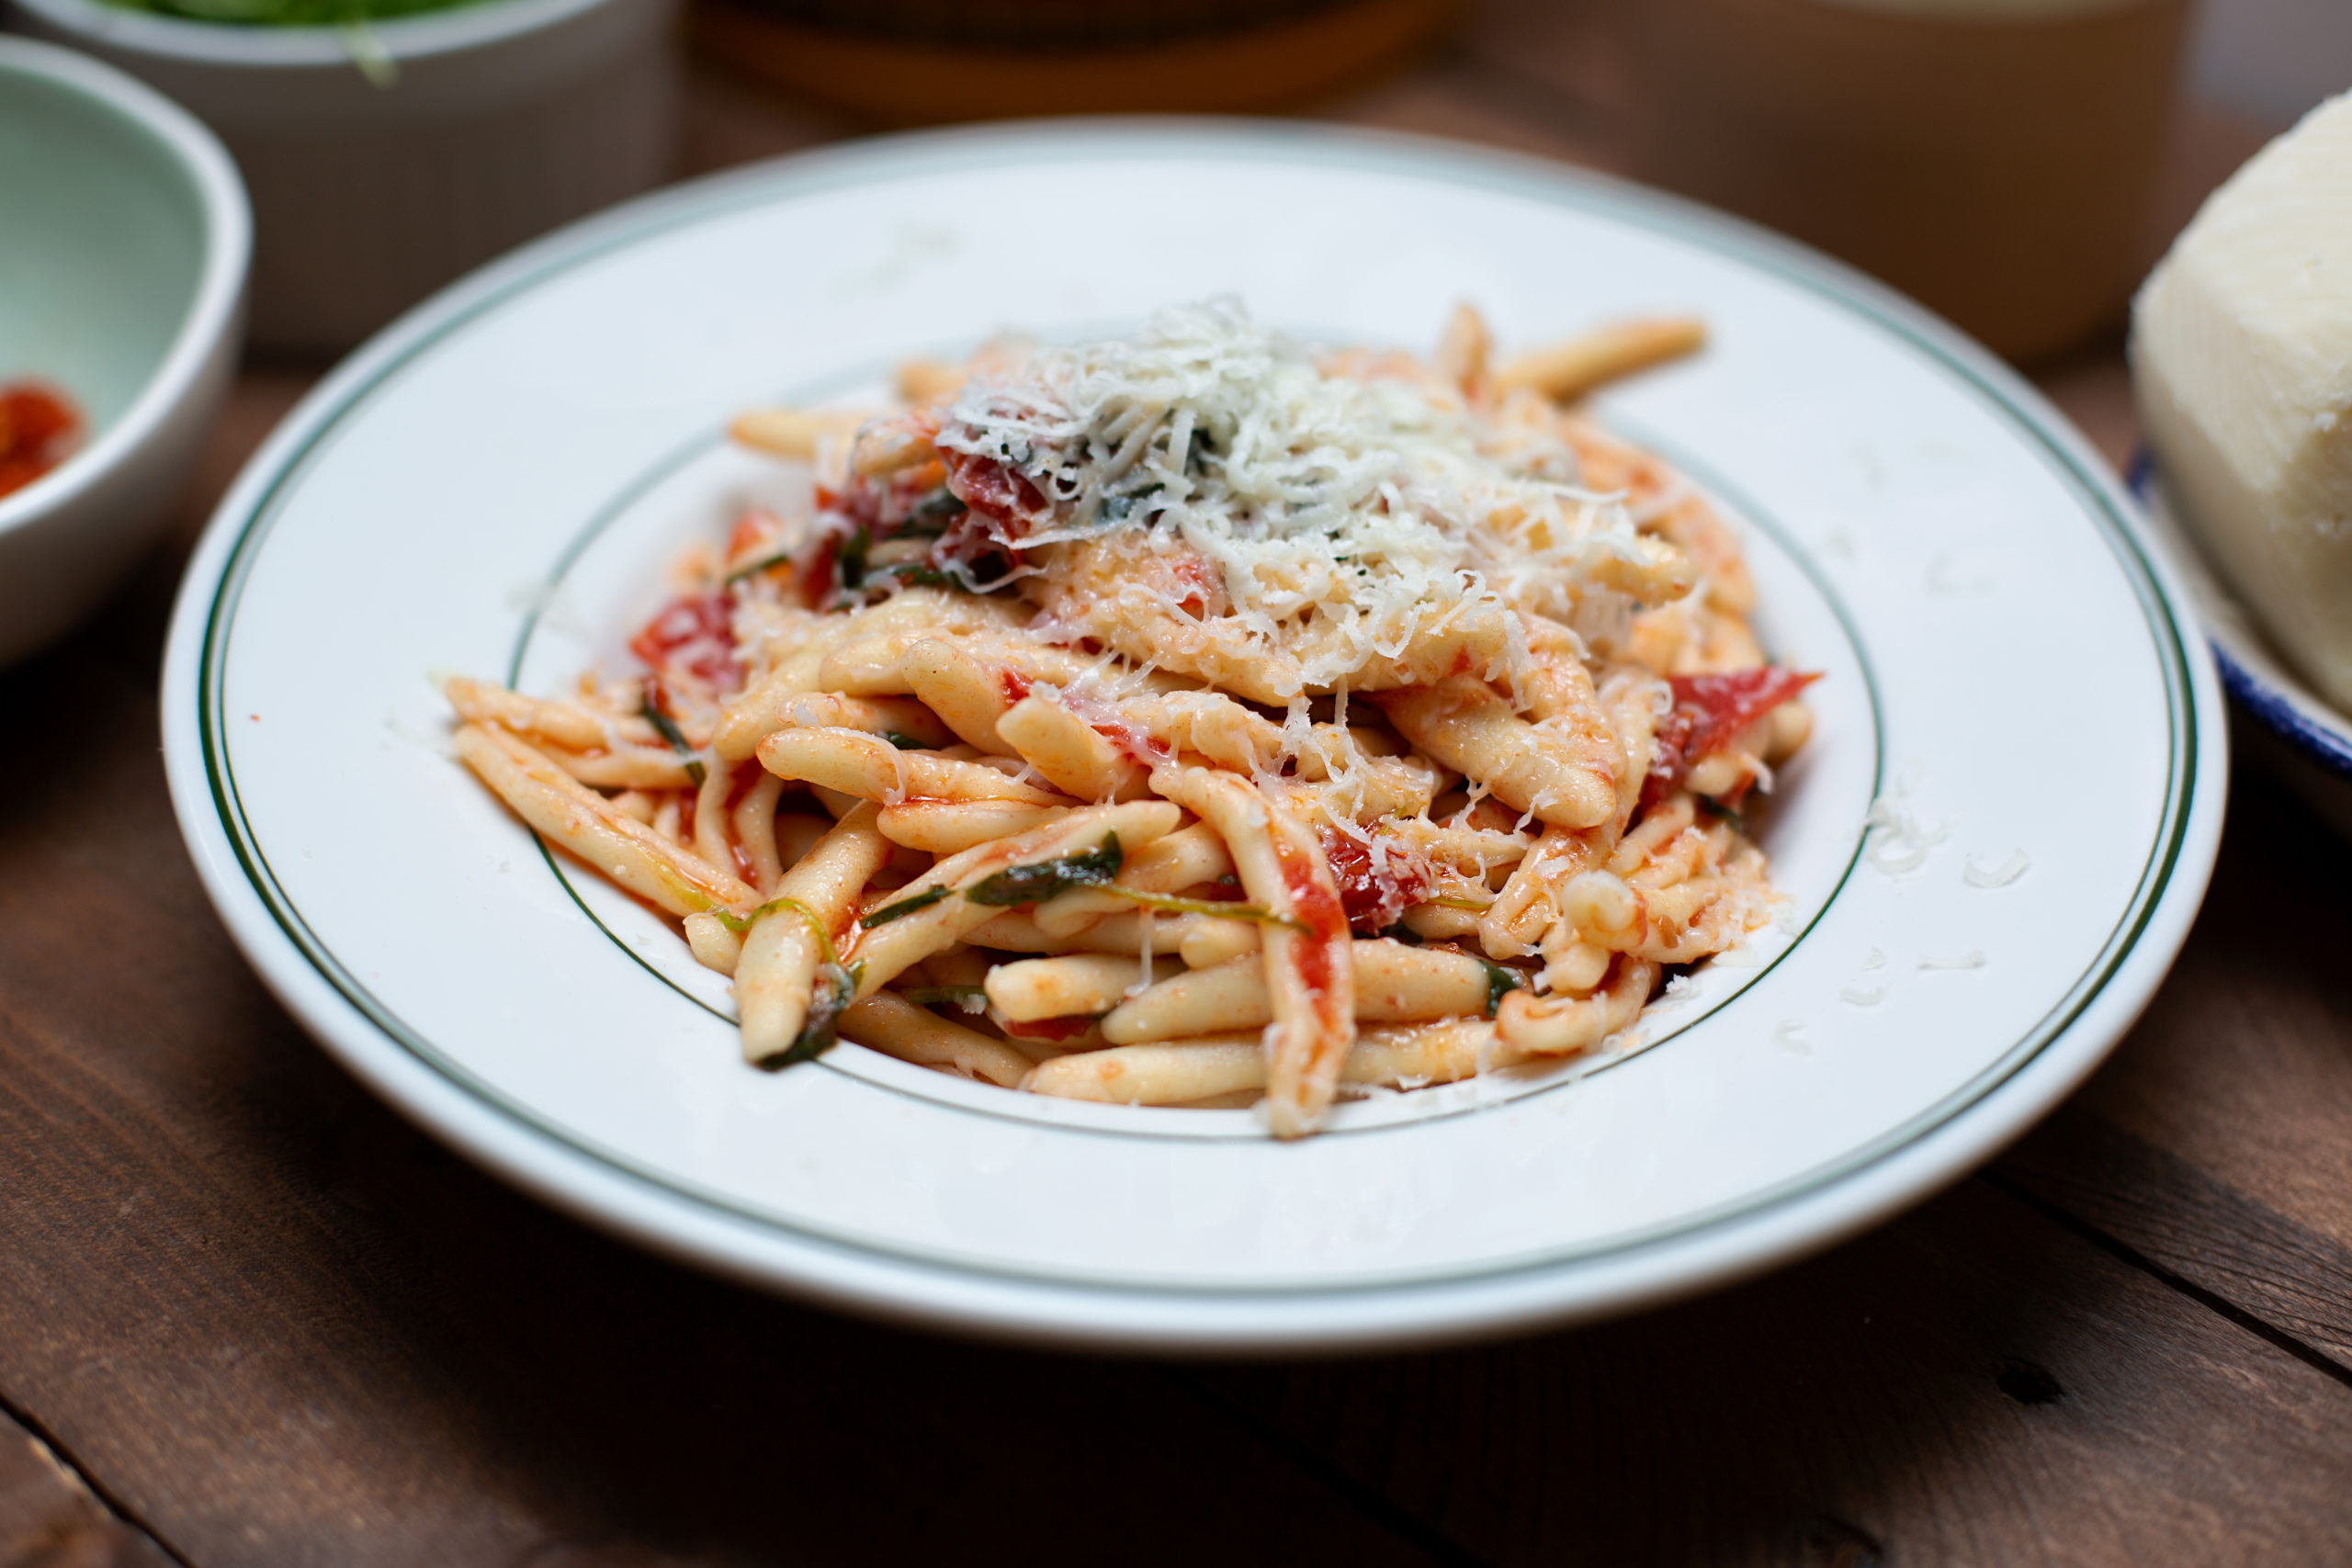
xmin=162 ymin=122 xmax=2225 ymax=1352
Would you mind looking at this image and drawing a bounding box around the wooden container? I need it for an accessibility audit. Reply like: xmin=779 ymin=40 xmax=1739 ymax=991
xmin=1619 ymin=0 xmax=2190 ymax=362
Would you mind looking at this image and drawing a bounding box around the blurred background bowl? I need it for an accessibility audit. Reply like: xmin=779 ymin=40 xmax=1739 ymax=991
xmin=0 ymin=35 xmax=247 ymax=667
xmin=7 ymin=0 xmax=681 ymax=353
xmin=690 ymin=0 xmax=1457 ymax=124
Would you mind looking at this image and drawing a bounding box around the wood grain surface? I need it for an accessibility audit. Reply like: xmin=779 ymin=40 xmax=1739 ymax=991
xmin=2 ymin=9 xmax=2344 ymax=1565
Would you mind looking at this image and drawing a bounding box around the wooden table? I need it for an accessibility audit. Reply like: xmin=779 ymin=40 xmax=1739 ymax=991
xmin=6 ymin=17 xmax=2348 ymax=1565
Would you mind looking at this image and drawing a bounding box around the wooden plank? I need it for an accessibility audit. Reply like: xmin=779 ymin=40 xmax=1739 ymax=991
xmin=0 ymin=391 xmax=1451 ymax=1567
xmin=0 ymin=1413 xmax=175 ymax=1568
xmin=1997 ymin=770 xmax=2352 ymax=1375
xmin=2000 ymin=1107 xmax=2352 ymax=1372
xmin=1189 ymin=1178 xmax=2352 ymax=1565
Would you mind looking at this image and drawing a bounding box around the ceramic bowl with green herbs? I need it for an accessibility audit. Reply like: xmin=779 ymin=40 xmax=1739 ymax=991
xmin=7 ymin=0 xmax=681 ymax=351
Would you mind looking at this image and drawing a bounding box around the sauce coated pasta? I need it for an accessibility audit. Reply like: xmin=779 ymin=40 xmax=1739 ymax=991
xmin=446 ymin=300 xmax=1816 ymax=1136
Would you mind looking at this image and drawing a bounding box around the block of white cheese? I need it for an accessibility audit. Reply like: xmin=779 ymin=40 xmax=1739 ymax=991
xmin=2131 ymin=90 xmax=2352 ymax=712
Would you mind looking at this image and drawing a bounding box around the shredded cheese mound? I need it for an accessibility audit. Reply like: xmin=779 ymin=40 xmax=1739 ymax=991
xmin=935 ymin=299 xmax=1694 ymax=703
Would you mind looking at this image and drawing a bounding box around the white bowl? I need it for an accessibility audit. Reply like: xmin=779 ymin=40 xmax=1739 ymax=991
xmin=0 ymin=35 xmax=247 ymax=668
xmin=160 ymin=123 xmax=2226 ymax=1349
xmin=7 ymin=0 xmax=680 ymax=352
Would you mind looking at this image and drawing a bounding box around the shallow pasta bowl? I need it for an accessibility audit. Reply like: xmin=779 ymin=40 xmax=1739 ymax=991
xmin=159 ymin=122 xmax=2224 ymax=1352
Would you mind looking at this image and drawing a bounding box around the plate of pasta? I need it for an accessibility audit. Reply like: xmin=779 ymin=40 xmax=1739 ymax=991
xmin=162 ymin=122 xmax=2223 ymax=1349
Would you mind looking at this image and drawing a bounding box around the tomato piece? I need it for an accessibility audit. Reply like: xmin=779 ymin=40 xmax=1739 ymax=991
xmin=726 ymin=508 xmax=781 ymax=563
xmin=1277 ymin=836 xmax=1352 ymax=959
xmin=940 ymin=448 xmax=1052 ymax=537
xmin=1643 ymin=667 xmax=1818 ymax=808
xmin=0 ymin=381 xmax=82 ymax=501
xmin=1001 ymin=1014 xmax=1097 ymax=1043
xmin=1319 ymin=829 xmax=1435 ymax=936
xmin=629 ymin=589 xmax=742 ymax=693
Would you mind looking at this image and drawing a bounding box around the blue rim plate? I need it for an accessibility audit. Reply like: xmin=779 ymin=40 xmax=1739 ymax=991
xmin=2128 ymin=451 xmax=2352 ymax=785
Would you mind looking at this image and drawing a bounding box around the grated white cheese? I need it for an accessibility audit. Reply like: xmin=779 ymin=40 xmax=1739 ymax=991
xmin=935 ymin=299 xmax=1678 ymax=696
xmin=1963 ymin=849 xmax=2030 ymax=888
xmin=1863 ymin=791 xmax=1953 ymax=877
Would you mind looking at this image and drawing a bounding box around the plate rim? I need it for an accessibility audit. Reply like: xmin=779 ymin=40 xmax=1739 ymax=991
xmin=160 ymin=117 xmax=2228 ymax=1350
xmin=2127 ymin=451 xmax=2352 ymax=783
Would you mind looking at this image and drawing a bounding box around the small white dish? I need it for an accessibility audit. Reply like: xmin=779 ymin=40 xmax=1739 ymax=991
xmin=8 ymin=0 xmax=679 ymax=352
xmin=161 ymin=123 xmax=2226 ymax=1352
xmin=2132 ymin=455 xmax=2352 ymax=836
xmin=0 ymin=35 xmax=247 ymax=669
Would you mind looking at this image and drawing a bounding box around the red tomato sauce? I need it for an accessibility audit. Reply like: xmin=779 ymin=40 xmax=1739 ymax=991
xmin=1274 ymin=837 xmax=1351 ymax=1003
xmin=1642 ymin=666 xmax=1818 ymax=809
xmin=631 ymin=590 xmax=743 ymax=693
xmin=940 ymin=448 xmax=1052 ymax=536
xmin=1319 ymin=828 xmax=1434 ymax=936
xmin=1001 ymin=1014 xmax=1096 ymax=1043
xmin=0 ymin=382 xmax=82 ymax=501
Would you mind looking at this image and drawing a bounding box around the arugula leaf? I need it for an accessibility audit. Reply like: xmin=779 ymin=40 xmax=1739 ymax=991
xmin=899 ymin=985 xmax=988 ymax=1013
xmin=906 ymin=488 xmax=967 ymax=525
xmin=1378 ymin=920 xmax=1425 ymax=946
xmin=96 ymin=0 xmax=482 ymax=25
xmin=1694 ymin=795 xmax=1749 ymax=834
xmin=1476 ymin=956 xmax=1526 ymax=1016
xmin=1102 ymin=886 xmax=1306 ymax=930
xmin=757 ymin=960 xmax=859 ymax=1070
xmin=859 ymin=884 xmax=951 ymax=928
xmin=966 ymin=833 xmax=1124 ymax=908
xmin=639 ymin=698 xmax=706 ymax=787
xmin=724 ymin=549 xmax=794 ymax=585
xmin=709 ymin=895 xmax=837 ymax=958
xmin=876 ymin=563 xmax=957 ymax=591
xmin=881 ymin=732 xmax=928 ymax=750
xmin=836 ymin=524 xmax=872 ymax=592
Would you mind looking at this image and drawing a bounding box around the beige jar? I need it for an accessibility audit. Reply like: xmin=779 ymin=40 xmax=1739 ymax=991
xmin=1620 ymin=0 xmax=2190 ymax=362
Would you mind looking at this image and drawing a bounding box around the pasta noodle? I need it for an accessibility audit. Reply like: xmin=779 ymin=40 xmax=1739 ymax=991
xmin=447 ymin=301 xmax=1815 ymax=1136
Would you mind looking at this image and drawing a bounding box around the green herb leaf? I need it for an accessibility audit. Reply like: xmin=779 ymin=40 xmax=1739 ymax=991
xmin=97 ymin=0 xmax=483 ymax=27
xmin=899 ymin=985 xmax=988 ymax=1013
xmin=908 ymin=487 xmax=967 ymax=525
xmin=877 ymin=563 xmax=957 ymax=591
xmin=724 ymin=548 xmax=794 ymax=584
xmin=758 ymin=961 xmax=858 ymax=1070
xmin=967 ymin=833 xmax=1124 ymax=908
xmin=1101 ymin=886 xmax=1307 ymax=929
xmin=1378 ymin=920 xmax=1425 ymax=946
xmin=881 ymin=732 xmax=928 ymax=750
xmin=639 ymin=698 xmax=707 ymax=787
xmin=1476 ymin=956 xmax=1526 ymax=1016
xmin=859 ymin=884 xmax=952 ymax=929
xmin=710 ymin=897 xmax=842 ymax=971
xmin=836 ymin=524 xmax=872 ymax=592
xmin=1694 ymin=795 xmax=1749 ymax=834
